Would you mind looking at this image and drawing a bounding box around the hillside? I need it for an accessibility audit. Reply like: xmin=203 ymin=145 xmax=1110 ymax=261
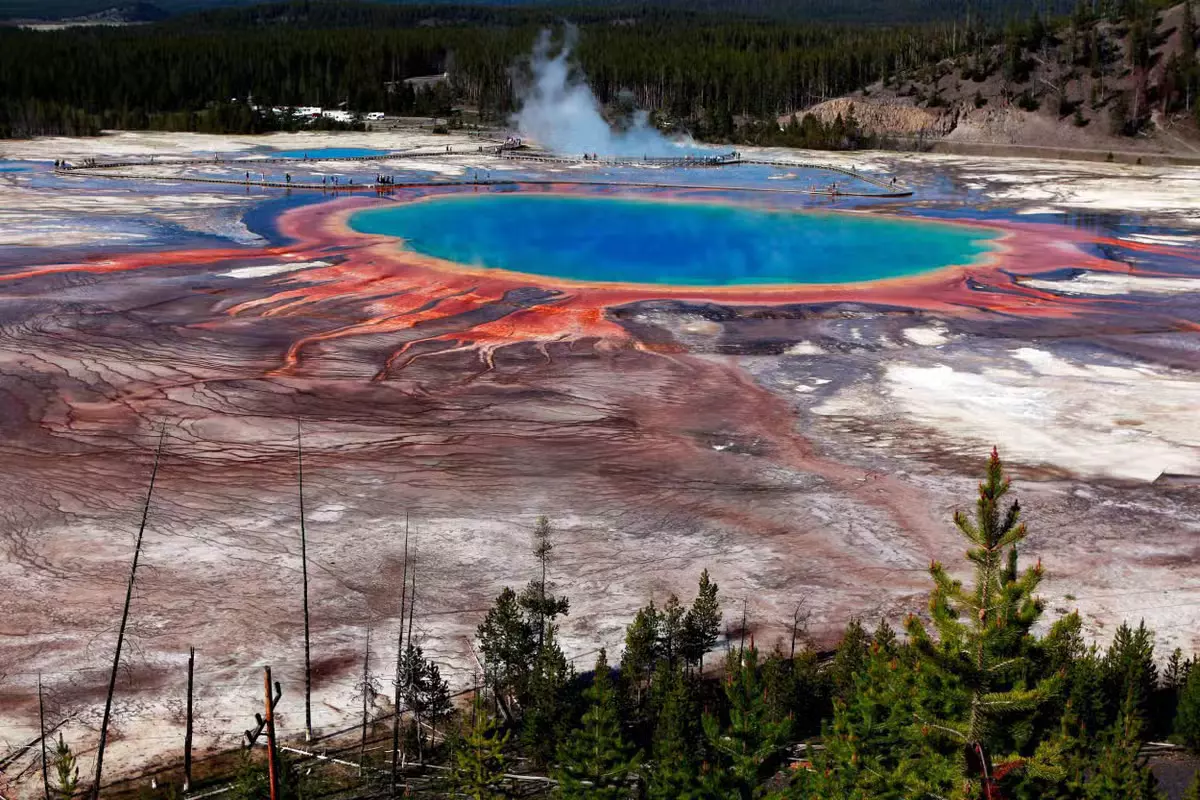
xmin=783 ymin=1 xmax=1200 ymax=155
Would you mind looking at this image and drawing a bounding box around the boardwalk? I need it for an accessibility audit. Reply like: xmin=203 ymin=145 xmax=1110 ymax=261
xmin=55 ymin=144 xmax=913 ymax=198
xmin=496 ymin=151 xmax=906 ymax=193
xmin=57 ymin=144 xmax=507 ymax=172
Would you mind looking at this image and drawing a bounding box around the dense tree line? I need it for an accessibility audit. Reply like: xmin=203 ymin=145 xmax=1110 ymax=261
xmin=0 ymin=0 xmax=1003 ymax=138
xmin=5 ymin=0 xmax=1196 ymax=140
xmin=1 ymin=0 xmax=1087 ymax=27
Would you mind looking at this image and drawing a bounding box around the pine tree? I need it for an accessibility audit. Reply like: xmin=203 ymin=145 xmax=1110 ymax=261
xmin=1175 ymin=661 xmax=1200 ymax=751
xmin=873 ymin=618 xmax=898 ymax=656
xmin=555 ymin=649 xmax=641 ymax=800
xmin=231 ymin=751 xmax=269 ymax=800
xmin=518 ymin=580 xmax=570 ymax=653
xmin=451 ymin=700 xmax=511 ymax=800
xmin=1043 ymin=613 xmax=1107 ymax=743
xmin=1085 ymin=687 xmax=1163 ymax=800
xmin=905 ymin=448 xmax=1062 ymax=796
xmin=230 ymin=750 xmax=307 ymax=800
xmin=399 ymin=643 xmax=454 ymax=760
xmin=621 ymin=601 xmax=660 ymax=714
xmin=53 ymin=735 xmax=78 ymax=800
xmin=527 ymin=515 xmax=569 ymax=652
xmin=790 ymin=646 xmax=831 ymax=738
xmin=702 ymin=644 xmax=792 ymax=799
xmin=477 ymin=587 xmax=537 ymax=716
xmin=1156 ymin=647 xmax=1189 ymax=739
xmin=829 ymin=618 xmax=870 ymax=701
xmin=522 ymin=625 xmax=574 ymax=767
xmin=1103 ymin=620 xmax=1157 ymax=730
xmin=645 ymin=664 xmax=702 ymax=800
xmin=1165 ymin=649 xmax=1188 ymax=694
xmin=795 ymin=639 xmax=958 ymax=800
xmin=1025 ymin=706 xmax=1092 ymax=800
xmin=659 ymin=594 xmax=686 ymax=671
xmin=761 ymin=649 xmax=800 ymax=727
xmin=681 ymin=569 xmax=721 ymax=673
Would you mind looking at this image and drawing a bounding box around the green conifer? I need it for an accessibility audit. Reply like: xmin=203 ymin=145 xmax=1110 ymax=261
xmin=905 ymin=448 xmax=1062 ymax=795
xmin=795 ymin=641 xmax=956 ymax=799
xmin=398 ymin=642 xmax=454 ymax=762
xmin=477 ymin=587 xmax=537 ymax=714
xmin=451 ymin=700 xmax=511 ymax=800
xmin=522 ymin=625 xmax=574 ymax=767
xmin=555 ymin=649 xmax=641 ymax=800
xmin=1103 ymin=620 xmax=1157 ymax=729
xmin=646 ymin=664 xmax=702 ymax=800
xmin=1043 ymin=614 xmax=1107 ymax=747
xmin=1175 ymin=661 xmax=1200 ymax=751
xmin=523 ymin=516 xmax=570 ymax=653
xmin=702 ymin=644 xmax=792 ymax=799
xmin=681 ymin=569 xmax=722 ymax=672
xmin=621 ymin=601 xmax=660 ymax=715
xmin=1085 ymin=687 xmax=1163 ymax=800
xmin=659 ymin=594 xmax=686 ymax=670
xmin=829 ymin=618 xmax=870 ymax=701
xmin=872 ymin=618 xmax=898 ymax=656
xmin=53 ymin=734 xmax=78 ymax=800
xmin=1165 ymin=649 xmax=1188 ymax=694
xmin=761 ymin=649 xmax=801 ymax=727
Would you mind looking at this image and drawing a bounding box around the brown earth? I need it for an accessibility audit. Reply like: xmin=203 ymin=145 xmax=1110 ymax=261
xmin=780 ymin=2 xmax=1200 ymax=156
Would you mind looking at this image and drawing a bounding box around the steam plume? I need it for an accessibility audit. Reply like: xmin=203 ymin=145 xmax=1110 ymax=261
xmin=511 ymin=27 xmax=696 ymax=158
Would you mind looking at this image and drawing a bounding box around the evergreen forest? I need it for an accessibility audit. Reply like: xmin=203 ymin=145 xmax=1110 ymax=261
xmin=3 ymin=0 xmax=1195 ymax=142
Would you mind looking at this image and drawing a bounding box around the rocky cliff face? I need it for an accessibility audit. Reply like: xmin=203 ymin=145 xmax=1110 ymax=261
xmin=779 ymin=98 xmax=953 ymax=137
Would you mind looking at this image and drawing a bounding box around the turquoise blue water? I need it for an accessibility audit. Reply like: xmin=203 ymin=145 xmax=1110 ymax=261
xmin=349 ymin=194 xmax=999 ymax=286
xmin=275 ymin=147 xmax=387 ymax=159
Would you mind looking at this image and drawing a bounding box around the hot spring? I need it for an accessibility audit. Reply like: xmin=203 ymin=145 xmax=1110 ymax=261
xmin=348 ymin=194 xmax=1001 ymax=286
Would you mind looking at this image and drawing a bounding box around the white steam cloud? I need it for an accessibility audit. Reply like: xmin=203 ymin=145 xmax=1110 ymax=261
xmin=511 ymin=27 xmax=696 ymax=158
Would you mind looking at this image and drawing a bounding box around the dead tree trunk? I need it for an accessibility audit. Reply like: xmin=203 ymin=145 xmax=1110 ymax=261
xmin=184 ymin=647 xmax=194 ymax=792
xmin=360 ymin=619 xmax=372 ymax=778
xmin=404 ymin=561 xmax=418 ymax=769
xmin=39 ymin=674 xmax=50 ymax=800
xmin=391 ymin=513 xmax=410 ymax=797
xmin=92 ymin=428 xmax=165 ymax=800
xmin=298 ymin=420 xmax=313 ymax=742
xmin=263 ymin=667 xmax=280 ymax=800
